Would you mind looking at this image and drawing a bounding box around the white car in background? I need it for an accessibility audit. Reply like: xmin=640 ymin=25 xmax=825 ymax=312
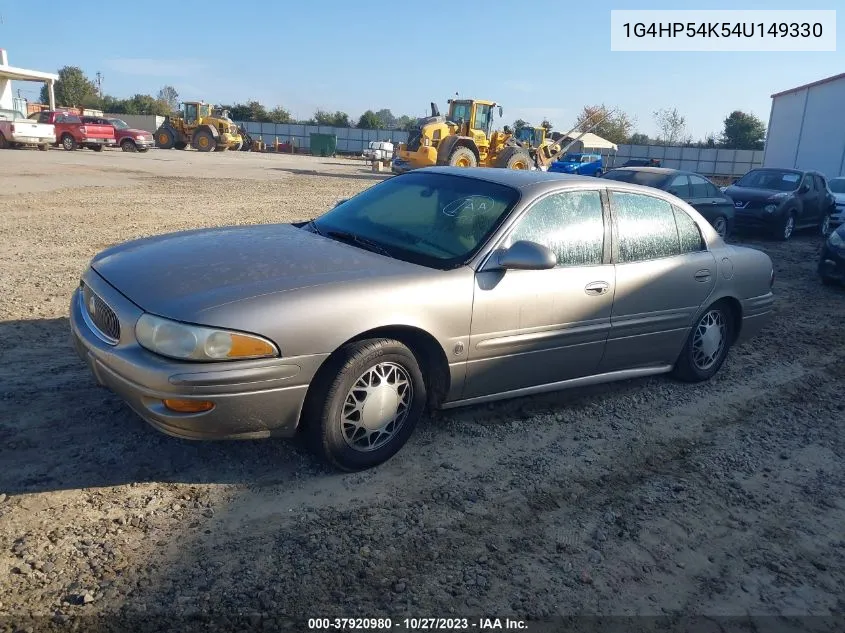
xmin=0 ymin=108 xmax=55 ymax=150
xmin=828 ymin=177 xmax=845 ymax=232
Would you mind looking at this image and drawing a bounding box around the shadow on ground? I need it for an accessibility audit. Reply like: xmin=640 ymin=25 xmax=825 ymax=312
xmin=271 ymin=167 xmax=390 ymax=181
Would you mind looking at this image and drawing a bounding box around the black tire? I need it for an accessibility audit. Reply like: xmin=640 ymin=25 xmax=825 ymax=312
xmin=776 ymin=212 xmax=796 ymax=241
xmin=447 ymin=146 xmax=477 ymax=168
xmin=820 ymin=213 xmax=832 ymax=238
xmin=192 ymin=128 xmax=215 ymax=152
xmin=120 ymin=139 xmax=137 ymax=152
xmin=712 ymin=215 xmax=730 ymax=239
xmin=155 ymin=127 xmax=176 ymax=149
xmin=304 ymin=338 xmax=427 ymax=471
xmin=0 ymin=134 xmax=8 ymax=149
xmin=91 ymin=144 xmax=104 ymax=152
xmin=495 ymin=146 xmax=532 ymax=170
xmin=671 ymin=302 xmax=735 ymax=383
xmin=61 ymin=134 xmax=77 ymax=151
xmin=174 ymin=141 xmax=188 ymax=150
xmin=38 ymin=144 xmax=48 ymax=151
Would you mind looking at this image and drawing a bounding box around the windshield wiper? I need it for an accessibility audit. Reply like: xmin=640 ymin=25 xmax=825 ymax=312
xmin=324 ymin=230 xmax=392 ymax=257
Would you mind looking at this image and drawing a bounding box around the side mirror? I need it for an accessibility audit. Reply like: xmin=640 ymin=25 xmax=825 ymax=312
xmin=497 ymin=240 xmax=557 ymax=270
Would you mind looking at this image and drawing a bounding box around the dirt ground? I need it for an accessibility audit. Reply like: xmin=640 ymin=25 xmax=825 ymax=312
xmin=1 ymin=147 xmax=844 ymax=632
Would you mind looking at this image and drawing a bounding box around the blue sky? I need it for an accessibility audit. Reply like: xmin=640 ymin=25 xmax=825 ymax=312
xmin=1 ymin=0 xmax=841 ymax=138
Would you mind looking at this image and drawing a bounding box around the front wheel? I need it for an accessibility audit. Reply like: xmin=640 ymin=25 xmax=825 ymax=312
xmin=192 ymin=129 xmax=215 ymax=152
xmin=304 ymin=338 xmax=427 ymax=471
xmin=820 ymin=213 xmax=832 ymax=238
xmin=672 ymin=303 xmax=734 ymax=383
xmin=61 ymin=134 xmax=77 ymax=151
xmin=447 ymin=146 xmax=477 ymax=168
xmin=121 ymin=139 xmax=137 ymax=152
xmin=777 ymin=212 xmax=795 ymax=241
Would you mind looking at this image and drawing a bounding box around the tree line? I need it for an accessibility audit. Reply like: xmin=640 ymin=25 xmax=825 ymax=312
xmin=39 ymin=66 xmax=418 ymax=130
xmin=40 ymin=66 xmax=767 ymax=149
xmin=530 ymin=104 xmax=767 ymax=151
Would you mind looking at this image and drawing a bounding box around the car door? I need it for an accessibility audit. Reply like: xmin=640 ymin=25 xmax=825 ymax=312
xmin=797 ymin=172 xmax=820 ymax=227
xmin=816 ymin=175 xmax=833 ymax=219
xmin=463 ymin=188 xmax=614 ymax=399
xmin=688 ymin=174 xmax=734 ymax=235
xmin=599 ymin=190 xmax=717 ymax=373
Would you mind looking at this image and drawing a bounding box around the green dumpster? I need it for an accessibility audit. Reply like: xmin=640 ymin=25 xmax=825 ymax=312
xmin=310 ymin=133 xmax=337 ymax=157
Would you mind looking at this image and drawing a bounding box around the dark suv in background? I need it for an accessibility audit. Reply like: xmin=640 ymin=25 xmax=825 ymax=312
xmin=725 ymin=168 xmax=835 ymax=241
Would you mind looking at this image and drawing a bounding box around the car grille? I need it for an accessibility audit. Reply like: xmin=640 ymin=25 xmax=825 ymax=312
xmin=81 ymin=283 xmax=120 ymax=344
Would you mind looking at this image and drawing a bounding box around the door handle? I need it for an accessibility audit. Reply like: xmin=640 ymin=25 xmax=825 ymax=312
xmin=694 ymin=269 xmax=711 ymax=282
xmin=710 ymin=200 xmax=719 ymax=204
xmin=584 ymin=281 xmax=609 ymax=295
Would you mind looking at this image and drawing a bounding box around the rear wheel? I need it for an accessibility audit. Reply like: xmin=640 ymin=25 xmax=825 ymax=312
xmin=712 ymin=215 xmax=729 ymax=239
xmin=777 ymin=212 xmax=796 ymax=241
xmin=192 ymin=128 xmax=215 ymax=152
xmin=38 ymin=144 xmax=48 ymax=151
xmin=120 ymin=139 xmax=137 ymax=152
xmin=0 ymin=134 xmax=8 ymax=149
xmin=91 ymin=144 xmax=104 ymax=152
xmin=496 ymin=147 xmax=532 ymax=170
xmin=447 ymin=146 xmax=477 ymax=168
xmin=672 ymin=302 xmax=734 ymax=383
xmin=304 ymin=339 xmax=427 ymax=471
xmin=61 ymin=134 xmax=77 ymax=151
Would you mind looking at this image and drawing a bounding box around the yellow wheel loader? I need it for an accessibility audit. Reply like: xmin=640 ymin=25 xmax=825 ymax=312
xmin=154 ymin=102 xmax=243 ymax=152
xmin=393 ymin=100 xmax=617 ymax=173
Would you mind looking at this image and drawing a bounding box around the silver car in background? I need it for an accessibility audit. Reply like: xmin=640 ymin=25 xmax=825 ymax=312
xmin=829 ymin=177 xmax=845 ymax=232
xmin=70 ymin=167 xmax=775 ymax=471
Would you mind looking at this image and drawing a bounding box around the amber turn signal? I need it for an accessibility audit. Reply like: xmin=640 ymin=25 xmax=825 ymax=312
xmin=163 ymin=399 xmax=215 ymax=413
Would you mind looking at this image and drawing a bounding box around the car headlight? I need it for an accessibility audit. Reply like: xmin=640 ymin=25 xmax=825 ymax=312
xmin=136 ymin=135 xmax=146 ymax=140
xmin=764 ymin=204 xmax=778 ymax=213
xmin=830 ymin=231 xmax=844 ymax=248
xmin=135 ymin=314 xmax=279 ymax=361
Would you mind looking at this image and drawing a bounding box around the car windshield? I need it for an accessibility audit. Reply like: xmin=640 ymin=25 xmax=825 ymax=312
xmin=828 ymin=178 xmax=845 ymax=194
xmin=601 ymin=169 xmax=669 ymax=188
xmin=311 ymin=172 xmax=521 ymax=269
xmin=735 ymin=169 xmax=801 ymax=191
xmin=109 ymin=119 xmax=129 ymax=129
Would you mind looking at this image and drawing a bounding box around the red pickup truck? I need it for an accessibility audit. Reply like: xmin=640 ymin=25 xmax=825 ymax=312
xmin=29 ymin=110 xmax=115 ymax=151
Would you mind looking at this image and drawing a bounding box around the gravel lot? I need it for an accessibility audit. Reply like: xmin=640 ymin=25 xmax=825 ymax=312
xmin=1 ymin=148 xmax=844 ymax=631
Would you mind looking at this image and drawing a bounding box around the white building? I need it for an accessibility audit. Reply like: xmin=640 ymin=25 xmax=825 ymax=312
xmin=0 ymin=48 xmax=58 ymax=112
xmin=763 ymin=72 xmax=845 ymax=178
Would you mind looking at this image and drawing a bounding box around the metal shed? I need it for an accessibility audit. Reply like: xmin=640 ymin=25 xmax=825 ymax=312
xmin=0 ymin=49 xmax=58 ymax=111
xmin=763 ymin=72 xmax=845 ymax=178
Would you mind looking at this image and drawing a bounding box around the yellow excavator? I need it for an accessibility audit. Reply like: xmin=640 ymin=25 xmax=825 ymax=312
xmin=392 ymin=99 xmax=614 ymax=173
xmin=154 ymin=101 xmax=243 ymax=152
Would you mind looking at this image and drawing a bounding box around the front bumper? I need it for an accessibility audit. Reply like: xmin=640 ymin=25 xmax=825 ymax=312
xmin=81 ymin=137 xmax=109 ymax=145
xmin=732 ymin=207 xmax=783 ymax=233
xmin=69 ymin=270 xmax=322 ymax=440
xmin=830 ymin=206 xmax=845 ymax=230
xmin=132 ymin=138 xmax=155 ymax=149
xmin=818 ymin=243 xmax=845 ymax=283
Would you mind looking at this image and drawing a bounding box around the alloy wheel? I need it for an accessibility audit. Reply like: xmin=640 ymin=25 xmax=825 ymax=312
xmin=713 ymin=216 xmax=728 ymax=238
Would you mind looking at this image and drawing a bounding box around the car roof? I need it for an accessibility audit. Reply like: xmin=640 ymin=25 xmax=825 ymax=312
xmin=414 ymin=166 xmax=601 ymax=189
xmin=607 ymin=166 xmax=678 ymax=175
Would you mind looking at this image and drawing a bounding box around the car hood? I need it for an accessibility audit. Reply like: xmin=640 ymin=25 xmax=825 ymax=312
xmin=121 ymin=128 xmax=151 ymax=136
xmin=90 ymin=223 xmax=421 ymax=318
xmin=724 ymin=185 xmax=791 ymax=202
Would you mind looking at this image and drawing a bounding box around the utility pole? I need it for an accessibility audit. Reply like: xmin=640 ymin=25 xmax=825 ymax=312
xmin=95 ymin=72 xmax=103 ymax=98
